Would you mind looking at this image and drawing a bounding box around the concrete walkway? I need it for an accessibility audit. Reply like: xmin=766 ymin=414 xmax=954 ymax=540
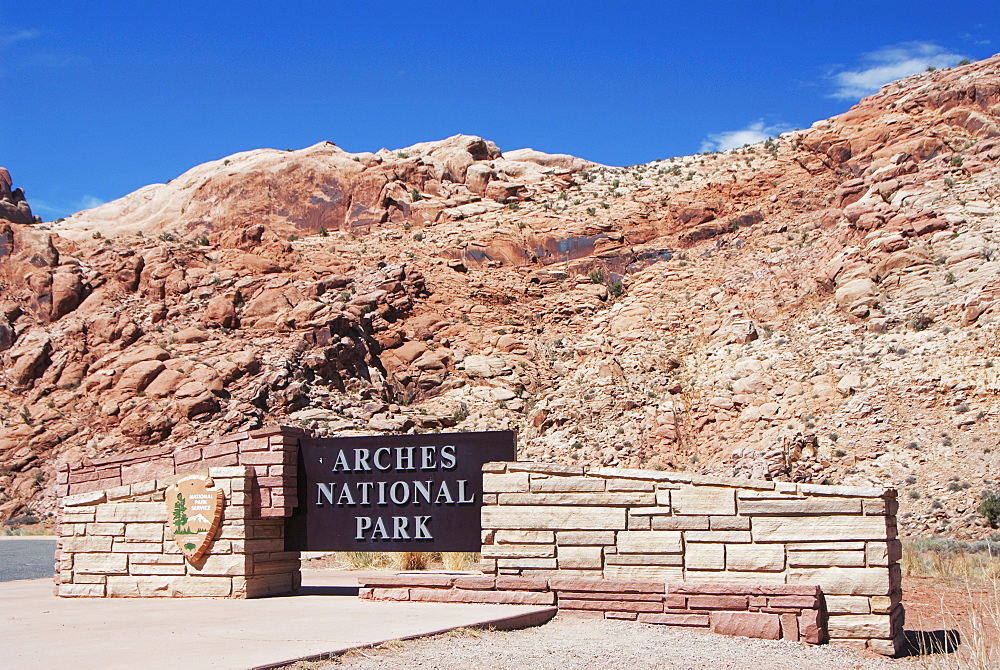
xmin=1 ymin=570 xmax=555 ymax=670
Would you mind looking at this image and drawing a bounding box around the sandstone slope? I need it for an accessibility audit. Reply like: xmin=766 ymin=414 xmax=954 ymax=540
xmin=3 ymin=55 xmax=1000 ymax=540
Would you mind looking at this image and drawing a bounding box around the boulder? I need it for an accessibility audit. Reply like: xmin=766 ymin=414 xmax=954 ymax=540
xmin=368 ymin=413 xmax=413 ymax=432
xmin=835 ymin=278 xmax=876 ymax=308
xmin=0 ymin=319 xmax=13 ymax=352
xmin=5 ymin=333 xmax=51 ymax=386
xmin=49 ymin=271 xmax=86 ymax=320
xmin=142 ymin=369 xmax=186 ymax=397
xmin=485 ymin=181 xmax=527 ymax=202
xmin=463 ymin=355 xmax=507 ymax=378
xmin=465 ymin=164 xmax=495 ymax=196
xmin=676 ymin=206 xmax=716 ymax=225
xmin=392 ymin=341 xmax=428 ymax=365
xmin=203 ymin=293 xmax=239 ymax=328
xmin=115 ymin=360 xmax=166 ymax=394
xmin=412 ymin=349 xmax=452 ymax=371
xmin=837 ymin=374 xmax=863 ymax=395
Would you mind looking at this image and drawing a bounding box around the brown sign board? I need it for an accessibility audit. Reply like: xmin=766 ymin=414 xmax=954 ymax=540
xmin=285 ymin=431 xmax=515 ymax=552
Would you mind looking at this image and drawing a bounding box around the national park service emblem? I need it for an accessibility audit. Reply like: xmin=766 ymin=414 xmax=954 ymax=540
xmin=166 ymin=474 xmax=224 ymax=562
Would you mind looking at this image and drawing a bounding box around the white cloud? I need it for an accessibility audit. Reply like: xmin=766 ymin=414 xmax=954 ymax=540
xmin=830 ymin=41 xmax=968 ymax=100
xmin=700 ymin=120 xmax=787 ymax=153
xmin=78 ymin=195 xmax=105 ymax=210
xmin=0 ymin=28 xmax=39 ymax=46
xmin=28 ymin=199 xmax=71 ymax=219
xmin=27 ymin=195 xmax=105 ymax=221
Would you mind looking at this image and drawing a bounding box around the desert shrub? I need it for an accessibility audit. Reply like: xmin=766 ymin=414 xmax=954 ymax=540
xmin=391 ymin=551 xmax=431 ymax=570
xmin=441 ymin=552 xmax=479 ymax=571
xmin=909 ymin=312 xmax=934 ymax=331
xmin=981 ymin=489 xmax=1000 ymax=529
xmin=339 ymin=552 xmax=390 ymax=569
xmin=3 ymin=513 xmax=39 ymax=526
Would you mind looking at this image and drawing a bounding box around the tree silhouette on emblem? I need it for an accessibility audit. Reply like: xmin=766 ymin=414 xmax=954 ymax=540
xmin=173 ymin=492 xmax=189 ymax=533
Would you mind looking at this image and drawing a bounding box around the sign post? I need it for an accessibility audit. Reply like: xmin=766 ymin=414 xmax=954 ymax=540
xmin=285 ymin=431 xmax=515 ymax=552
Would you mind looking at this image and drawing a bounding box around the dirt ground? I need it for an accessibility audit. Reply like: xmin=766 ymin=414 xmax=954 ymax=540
xmin=899 ymin=576 xmax=999 ymax=663
xmin=279 ymin=616 xmax=911 ymax=670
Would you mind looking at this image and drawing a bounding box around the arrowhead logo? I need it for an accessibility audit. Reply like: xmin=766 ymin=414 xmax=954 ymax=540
xmin=166 ymin=474 xmax=224 ymax=562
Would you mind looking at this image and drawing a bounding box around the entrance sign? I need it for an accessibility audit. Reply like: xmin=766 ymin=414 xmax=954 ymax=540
xmin=285 ymin=431 xmax=515 ymax=551
xmin=165 ymin=474 xmax=225 ymax=562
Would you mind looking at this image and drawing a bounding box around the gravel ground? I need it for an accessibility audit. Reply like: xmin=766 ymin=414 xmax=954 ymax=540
xmin=281 ymin=616 xmax=921 ymax=670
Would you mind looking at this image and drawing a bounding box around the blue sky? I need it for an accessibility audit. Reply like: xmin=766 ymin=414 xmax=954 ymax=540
xmin=2 ymin=2 xmax=997 ymax=221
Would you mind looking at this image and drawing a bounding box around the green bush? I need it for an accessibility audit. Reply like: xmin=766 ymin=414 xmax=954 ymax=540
xmin=909 ymin=312 xmax=933 ymax=331
xmin=979 ymin=489 xmax=1000 ymax=528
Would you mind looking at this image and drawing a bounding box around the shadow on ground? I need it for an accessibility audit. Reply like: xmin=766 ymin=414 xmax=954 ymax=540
xmin=296 ymin=585 xmax=362 ymax=596
xmin=900 ymin=629 xmax=961 ymax=657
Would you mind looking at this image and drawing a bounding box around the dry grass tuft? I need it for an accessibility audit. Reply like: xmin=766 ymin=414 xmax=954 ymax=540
xmin=902 ymin=538 xmax=1000 ymax=584
xmin=442 ymin=551 xmax=479 ymax=571
xmin=329 ymin=551 xmax=480 ymax=572
xmin=389 ymin=551 xmax=431 ymax=571
xmin=903 ymin=538 xmax=1000 ymax=669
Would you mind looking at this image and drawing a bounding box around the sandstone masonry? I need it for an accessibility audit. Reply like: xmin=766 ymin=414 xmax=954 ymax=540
xmin=55 ymin=428 xmax=904 ymax=655
xmin=361 ymin=574 xmax=826 ymax=645
xmin=55 ymin=425 xmax=303 ymax=598
xmin=474 ymin=461 xmax=903 ymax=655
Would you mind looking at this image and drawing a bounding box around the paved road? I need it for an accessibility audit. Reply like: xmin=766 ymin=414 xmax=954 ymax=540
xmin=0 ymin=538 xmax=56 ymax=582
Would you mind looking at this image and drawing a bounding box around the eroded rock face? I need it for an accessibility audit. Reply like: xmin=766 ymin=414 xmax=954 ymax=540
xmin=0 ymin=168 xmax=36 ymax=225
xmin=49 ymin=135 xmax=601 ymax=242
xmin=5 ymin=57 xmax=1000 ymax=541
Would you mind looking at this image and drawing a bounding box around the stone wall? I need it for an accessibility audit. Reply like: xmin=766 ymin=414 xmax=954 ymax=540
xmin=55 ymin=425 xmax=305 ymax=598
xmin=53 ymin=429 xmax=905 ymax=654
xmin=361 ymin=574 xmax=826 ymax=645
xmin=57 ymin=466 xmax=300 ymax=597
xmin=478 ymin=461 xmax=902 ymax=654
xmin=55 ymin=425 xmax=306 ymax=518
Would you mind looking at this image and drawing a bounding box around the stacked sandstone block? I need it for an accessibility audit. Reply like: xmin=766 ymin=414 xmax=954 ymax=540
xmin=478 ymin=462 xmax=902 ymax=655
xmin=57 ymin=466 xmax=300 ymax=598
xmin=361 ymin=574 xmax=825 ymax=644
xmin=56 ymin=425 xmax=306 ymax=518
xmin=361 ymin=574 xmax=556 ymax=605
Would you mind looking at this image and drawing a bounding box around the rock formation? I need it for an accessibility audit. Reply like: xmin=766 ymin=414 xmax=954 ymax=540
xmin=0 ymin=168 xmax=36 ymax=225
xmin=3 ymin=55 xmax=1000 ymax=540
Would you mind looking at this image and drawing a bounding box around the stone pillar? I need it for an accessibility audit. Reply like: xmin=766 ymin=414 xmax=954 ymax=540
xmin=55 ymin=424 xmax=308 ymax=598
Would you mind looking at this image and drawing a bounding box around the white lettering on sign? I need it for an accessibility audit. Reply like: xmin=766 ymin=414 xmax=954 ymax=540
xmin=315 ymin=481 xmax=477 ymax=507
xmin=329 ymin=446 xmax=459 ymax=473
xmin=355 ymin=515 xmax=433 ymax=540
